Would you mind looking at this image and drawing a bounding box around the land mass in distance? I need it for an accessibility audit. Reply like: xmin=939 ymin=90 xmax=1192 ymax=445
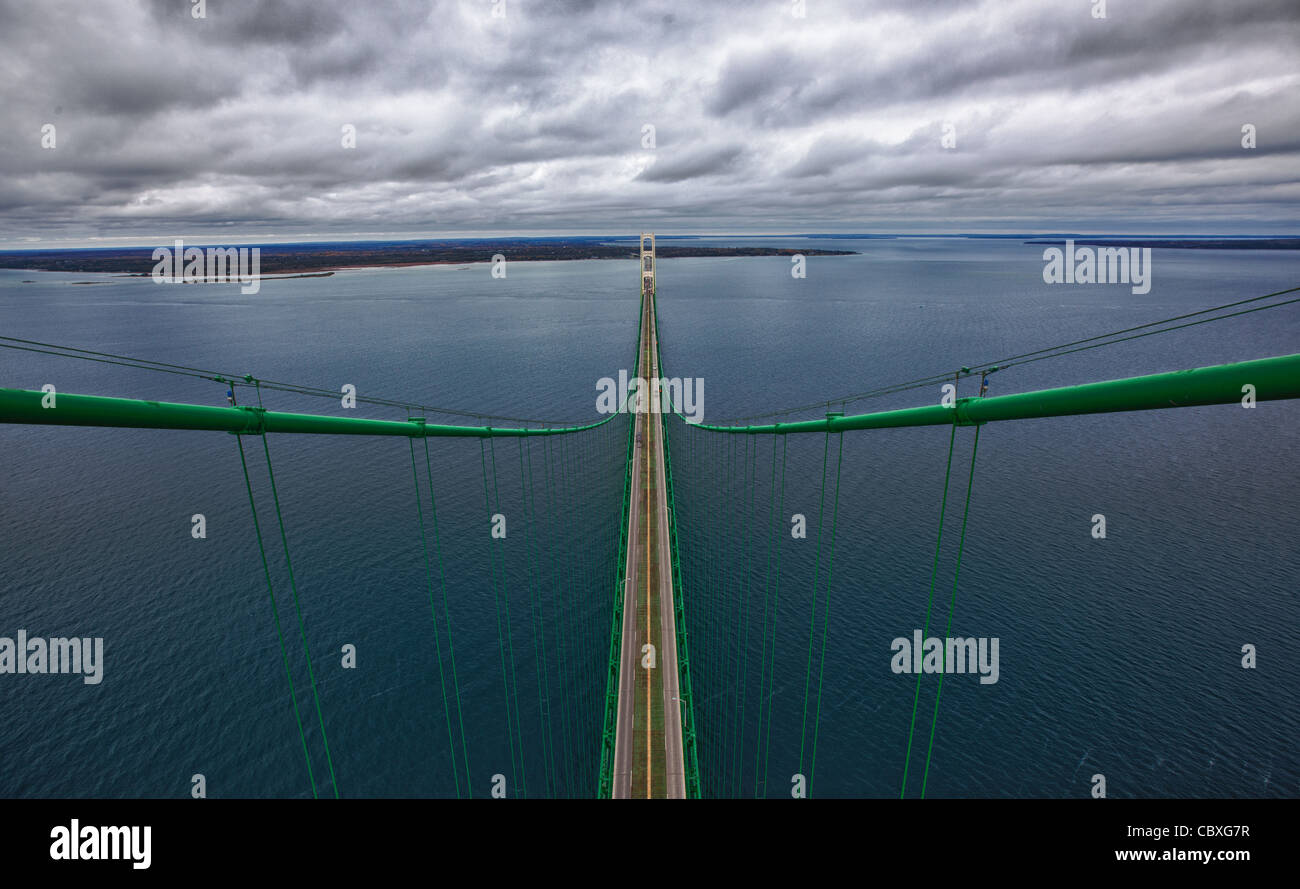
xmin=0 ymin=238 xmax=856 ymax=276
xmin=1023 ymin=238 xmax=1300 ymax=250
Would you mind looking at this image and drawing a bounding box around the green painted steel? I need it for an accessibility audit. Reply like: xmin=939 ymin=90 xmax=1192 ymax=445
xmin=596 ymin=286 xmax=645 ymax=799
xmin=9 ymin=300 xmax=1298 ymax=801
xmin=9 ymin=353 xmax=1293 ymax=442
xmin=642 ymin=283 xmax=702 ymax=800
xmin=682 ymin=353 xmax=1300 ymax=436
xmin=0 ymin=388 xmax=616 ymax=437
xmin=650 ymin=287 xmax=703 ymax=799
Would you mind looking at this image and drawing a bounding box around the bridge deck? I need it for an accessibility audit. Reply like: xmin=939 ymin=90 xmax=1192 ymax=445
xmin=612 ymin=243 xmax=686 ymax=798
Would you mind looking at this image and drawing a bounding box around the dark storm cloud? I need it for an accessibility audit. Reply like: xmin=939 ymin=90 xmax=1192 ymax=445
xmin=0 ymin=0 xmax=1296 ymax=243
xmin=636 ymin=145 xmax=747 ymax=183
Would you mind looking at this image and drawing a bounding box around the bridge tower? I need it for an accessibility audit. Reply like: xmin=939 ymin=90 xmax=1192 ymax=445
xmin=640 ymin=232 xmax=655 ymax=296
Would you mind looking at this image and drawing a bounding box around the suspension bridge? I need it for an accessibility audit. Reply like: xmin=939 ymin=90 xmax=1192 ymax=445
xmin=607 ymin=234 xmax=691 ymax=798
xmin=1 ymin=240 xmax=1298 ymax=799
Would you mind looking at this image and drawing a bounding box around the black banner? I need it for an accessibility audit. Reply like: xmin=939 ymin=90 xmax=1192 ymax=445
xmin=0 ymin=798 xmax=1281 ymax=875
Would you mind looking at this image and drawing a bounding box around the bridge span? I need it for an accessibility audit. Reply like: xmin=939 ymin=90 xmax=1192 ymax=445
xmin=611 ymin=233 xmax=687 ymax=798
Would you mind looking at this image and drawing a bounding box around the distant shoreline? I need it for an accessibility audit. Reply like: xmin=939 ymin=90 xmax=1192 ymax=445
xmin=0 ymin=240 xmax=856 ymax=276
xmin=1024 ymin=238 xmax=1300 ymax=250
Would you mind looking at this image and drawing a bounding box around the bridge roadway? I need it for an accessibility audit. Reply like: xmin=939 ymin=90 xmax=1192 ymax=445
xmin=611 ymin=267 xmax=686 ymax=798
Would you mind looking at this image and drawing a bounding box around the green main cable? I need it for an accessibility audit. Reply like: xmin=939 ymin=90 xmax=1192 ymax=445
xmin=920 ymin=425 xmax=982 ymax=798
xmin=808 ymin=430 xmax=845 ymax=796
xmin=422 ymin=436 xmax=473 ymax=797
xmin=407 ymin=436 xmax=461 ymax=798
xmin=760 ymin=435 xmax=788 ymax=797
xmin=481 ymin=436 xmax=520 ymax=796
xmin=797 ymin=427 xmax=832 ymax=781
xmin=900 ymin=419 xmax=959 ymax=798
xmin=259 ymin=434 xmax=339 ymax=798
xmin=0 ymin=334 xmax=612 ymax=428
xmin=996 ymin=296 xmax=1300 ymax=372
xmin=234 ymin=435 xmax=318 ymax=798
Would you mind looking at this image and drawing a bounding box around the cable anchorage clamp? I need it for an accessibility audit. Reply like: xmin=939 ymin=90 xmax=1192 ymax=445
xmin=228 ymin=405 xmax=267 ymax=436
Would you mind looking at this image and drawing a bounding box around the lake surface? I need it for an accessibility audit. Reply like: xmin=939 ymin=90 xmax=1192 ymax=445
xmin=1 ymin=237 xmax=1296 ymax=797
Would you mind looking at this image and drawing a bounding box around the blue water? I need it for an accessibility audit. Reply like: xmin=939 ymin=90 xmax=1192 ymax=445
xmin=1 ymin=238 xmax=1297 ymax=797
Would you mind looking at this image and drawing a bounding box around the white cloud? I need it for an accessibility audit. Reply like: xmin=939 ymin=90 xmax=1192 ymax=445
xmin=0 ymin=0 xmax=1296 ymax=243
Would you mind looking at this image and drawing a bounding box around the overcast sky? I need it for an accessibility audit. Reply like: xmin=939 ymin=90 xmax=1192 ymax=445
xmin=1 ymin=0 xmax=1297 ymax=246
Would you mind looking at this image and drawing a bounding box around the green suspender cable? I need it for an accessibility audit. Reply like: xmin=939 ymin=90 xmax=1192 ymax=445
xmin=731 ymin=431 xmax=747 ymax=793
xmin=797 ymin=425 xmax=833 ymax=784
xmin=659 ymin=393 xmax=701 ymax=798
xmin=569 ymin=430 xmax=595 ymax=791
xmin=720 ymin=430 xmax=734 ymax=796
xmin=420 ymin=435 xmax=472 ymax=796
xmin=920 ymin=425 xmax=982 ymax=798
xmin=719 ymin=431 xmax=737 ymax=793
xmin=521 ymin=436 xmax=557 ymax=798
xmin=577 ymin=429 xmax=601 ymax=773
xmin=234 ymin=435 xmax=319 ymax=797
xmin=593 ymin=425 xmax=611 ymax=783
xmin=730 ymin=432 xmax=750 ymax=795
xmin=808 ymin=429 xmax=845 ymax=796
xmin=481 ymin=436 xmax=522 ymax=797
xmin=564 ymin=431 xmax=595 ymax=785
xmin=725 ymin=433 xmax=743 ymax=794
xmin=600 ymin=422 xmax=617 ymax=784
xmin=702 ymin=432 xmax=715 ymax=795
xmin=543 ymin=434 xmax=575 ymax=795
xmin=518 ymin=438 xmax=551 ymax=798
xmin=568 ymin=429 xmax=593 ymax=783
xmin=565 ymin=430 xmax=585 ymax=788
xmin=714 ymin=430 xmax=726 ymax=797
xmin=490 ymin=435 xmax=528 ymax=798
xmin=753 ymin=433 xmax=779 ymax=797
xmin=701 ymin=428 xmax=716 ymax=796
xmin=760 ymin=434 xmax=788 ymax=797
xmin=596 ymin=376 xmax=637 ymax=798
xmin=564 ymin=434 xmax=585 ymax=795
xmin=900 ymin=416 xmax=959 ymax=798
xmin=742 ymin=432 xmax=757 ymax=794
xmin=407 ymin=433 xmax=462 ymax=798
xmin=258 ymin=433 xmax=340 ymax=798
xmin=605 ymin=419 xmax=624 ymax=780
